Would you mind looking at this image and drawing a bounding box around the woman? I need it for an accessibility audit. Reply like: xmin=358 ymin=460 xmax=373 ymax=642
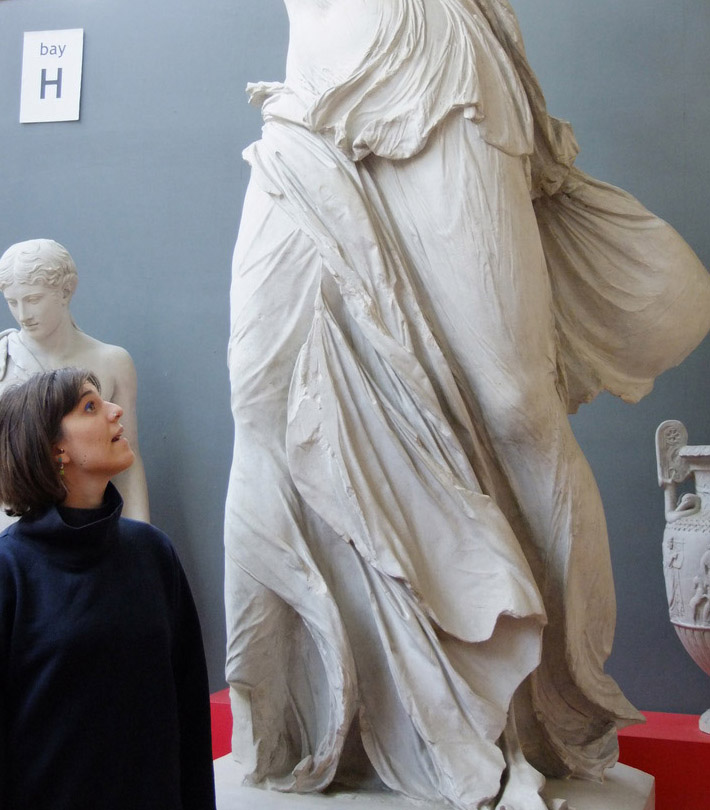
xmin=224 ymin=1 xmax=710 ymax=809
xmin=0 ymin=368 xmax=216 ymax=810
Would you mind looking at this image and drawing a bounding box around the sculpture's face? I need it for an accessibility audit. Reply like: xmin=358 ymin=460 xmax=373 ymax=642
xmin=2 ymin=278 xmax=70 ymax=341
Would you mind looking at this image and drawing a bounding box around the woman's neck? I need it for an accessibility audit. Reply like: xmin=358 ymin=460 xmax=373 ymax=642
xmin=62 ymin=478 xmax=108 ymax=510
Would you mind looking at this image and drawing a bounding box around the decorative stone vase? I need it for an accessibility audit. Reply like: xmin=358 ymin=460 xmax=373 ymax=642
xmin=656 ymin=420 xmax=710 ymax=733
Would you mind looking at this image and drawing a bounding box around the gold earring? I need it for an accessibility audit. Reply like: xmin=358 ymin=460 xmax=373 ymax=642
xmin=58 ymin=451 xmax=65 ymax=476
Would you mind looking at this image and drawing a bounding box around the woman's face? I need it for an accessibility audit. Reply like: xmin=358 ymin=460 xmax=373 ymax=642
xmin=58 ymin=384 xmax=135 ymax=481
xmin=3 ymin=278 xmax=70 ymax=342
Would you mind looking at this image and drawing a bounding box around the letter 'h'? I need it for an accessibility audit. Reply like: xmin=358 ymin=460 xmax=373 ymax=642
xmin=40 ymin=67 xmax=63 ymax=100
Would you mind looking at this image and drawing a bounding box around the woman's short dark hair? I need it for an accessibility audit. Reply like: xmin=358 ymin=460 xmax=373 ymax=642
xmin=0 ymin=368 xmax=101 ymax=517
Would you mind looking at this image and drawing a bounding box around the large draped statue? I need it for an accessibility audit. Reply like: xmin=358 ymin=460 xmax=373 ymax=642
xmin=224 ymin=2 xmax=710 ymax=808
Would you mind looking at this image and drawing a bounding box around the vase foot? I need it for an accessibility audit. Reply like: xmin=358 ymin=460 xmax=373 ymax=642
xmin=700 ymin=709 xmax=710 ymax=734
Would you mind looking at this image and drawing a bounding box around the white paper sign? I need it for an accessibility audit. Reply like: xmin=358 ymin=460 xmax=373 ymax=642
xmin=20 ymin=29 xmax=84 ymax=123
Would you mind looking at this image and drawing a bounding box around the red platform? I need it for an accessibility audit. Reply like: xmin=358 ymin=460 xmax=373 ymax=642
xmin=618 ymin=711 xmax=709 ymax=810
xmin=210 ymin=688 xmax=232 ymax=759
xmin=210 ymin=691 xmax=708 ymax=809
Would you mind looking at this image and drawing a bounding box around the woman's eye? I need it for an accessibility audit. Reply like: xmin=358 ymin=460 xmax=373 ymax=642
xmin=83 ymin=401 xmax=96 ymax=413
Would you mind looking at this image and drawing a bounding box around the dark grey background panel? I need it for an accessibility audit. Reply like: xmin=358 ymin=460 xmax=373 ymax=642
xmin=1 ymin=0 xmax=708 ymax=712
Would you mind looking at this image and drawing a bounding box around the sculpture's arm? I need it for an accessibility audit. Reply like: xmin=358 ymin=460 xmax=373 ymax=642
xmin=0 ymin=330 xmax=11 ymax=382
xmin=105 ymin=347 xmax=150 ymax=522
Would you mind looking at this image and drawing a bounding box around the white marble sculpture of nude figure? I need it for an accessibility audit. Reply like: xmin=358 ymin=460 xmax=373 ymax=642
xmin=225 ymin=2 xmax=710 ymax=809
xmin=0 ymin=239 xmax=149 ymax=524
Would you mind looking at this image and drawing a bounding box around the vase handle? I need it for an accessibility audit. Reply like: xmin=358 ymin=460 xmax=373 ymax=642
xmin=656 ymin=420 xmax=692 ymax=519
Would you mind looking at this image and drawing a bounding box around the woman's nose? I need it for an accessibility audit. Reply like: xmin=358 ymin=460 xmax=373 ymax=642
xmin=107 ymin=401 xmax=123 ymax=420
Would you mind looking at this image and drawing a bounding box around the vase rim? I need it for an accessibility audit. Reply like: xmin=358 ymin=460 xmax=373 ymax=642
xmin=679 ymin=445 xmax=710 ymax=458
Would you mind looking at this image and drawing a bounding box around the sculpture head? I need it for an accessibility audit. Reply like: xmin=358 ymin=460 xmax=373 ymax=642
xmin=0 ymin=239 xmax=78 ymax=341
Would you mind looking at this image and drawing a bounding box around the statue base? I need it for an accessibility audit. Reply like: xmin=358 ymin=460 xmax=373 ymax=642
xmin=213 ymin=757 xmax=654 ymax=810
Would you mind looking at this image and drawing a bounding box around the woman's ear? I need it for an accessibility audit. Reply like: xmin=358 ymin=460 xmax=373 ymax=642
xmin=53 ymin=446 xmax=71 ymax=468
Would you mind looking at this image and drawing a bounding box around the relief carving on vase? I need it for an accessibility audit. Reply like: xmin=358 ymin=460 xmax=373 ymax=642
xmin=689 ymin=549 xmax=710 ymax=626
xmin=663 ymin=534 xmax=685 ymax=622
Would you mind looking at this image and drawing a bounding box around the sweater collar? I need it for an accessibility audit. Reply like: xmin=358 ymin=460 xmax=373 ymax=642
xmin=14 ymin=482 xmax=124 ymax=567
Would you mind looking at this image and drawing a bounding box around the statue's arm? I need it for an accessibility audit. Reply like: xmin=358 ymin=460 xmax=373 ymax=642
xmin=106 ymin=347 xmax=151 ymax=522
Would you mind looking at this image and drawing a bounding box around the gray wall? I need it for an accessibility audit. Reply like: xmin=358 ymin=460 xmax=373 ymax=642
xmin=1 ymin=0 xmax=708 ymax=713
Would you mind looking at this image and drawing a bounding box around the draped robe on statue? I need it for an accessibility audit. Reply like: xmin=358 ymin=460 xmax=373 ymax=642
xmin=224 ymin=2 xmax=710 ymax=807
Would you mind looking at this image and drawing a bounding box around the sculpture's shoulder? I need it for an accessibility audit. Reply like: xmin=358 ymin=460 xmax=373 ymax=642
xmin=72 ymin=331 xmax=134 ymax=367
xmin=70 ymin=331 xmax=137 ymax=400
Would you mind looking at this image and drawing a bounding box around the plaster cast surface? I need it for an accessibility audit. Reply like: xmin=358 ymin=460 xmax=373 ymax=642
xmin=656 ymin=421 xmax=710 ymax=734
xmin=225 ymin=2 xmax=710 ymax=808
xmin=0 ymin=239 xmax=149 ymax=524
xmin=214 ymin=757 xmax=655 ymax=810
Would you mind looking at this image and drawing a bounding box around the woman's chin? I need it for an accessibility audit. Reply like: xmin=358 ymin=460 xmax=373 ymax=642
xmin=114 ymin=447 xmax=136 ymax=475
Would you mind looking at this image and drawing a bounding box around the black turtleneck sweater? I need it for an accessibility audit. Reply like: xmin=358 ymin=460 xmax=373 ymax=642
xmin=0 ymin=483 xmax=216 ymax=810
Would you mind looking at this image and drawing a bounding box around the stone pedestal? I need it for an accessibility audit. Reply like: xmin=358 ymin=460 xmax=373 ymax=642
xmin=213 ymin=756 xmax=654 ymax=810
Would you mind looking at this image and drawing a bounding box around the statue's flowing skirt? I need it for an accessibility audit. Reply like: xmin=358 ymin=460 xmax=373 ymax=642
xmin=224 ymin=92 xmax=708 ymax=807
